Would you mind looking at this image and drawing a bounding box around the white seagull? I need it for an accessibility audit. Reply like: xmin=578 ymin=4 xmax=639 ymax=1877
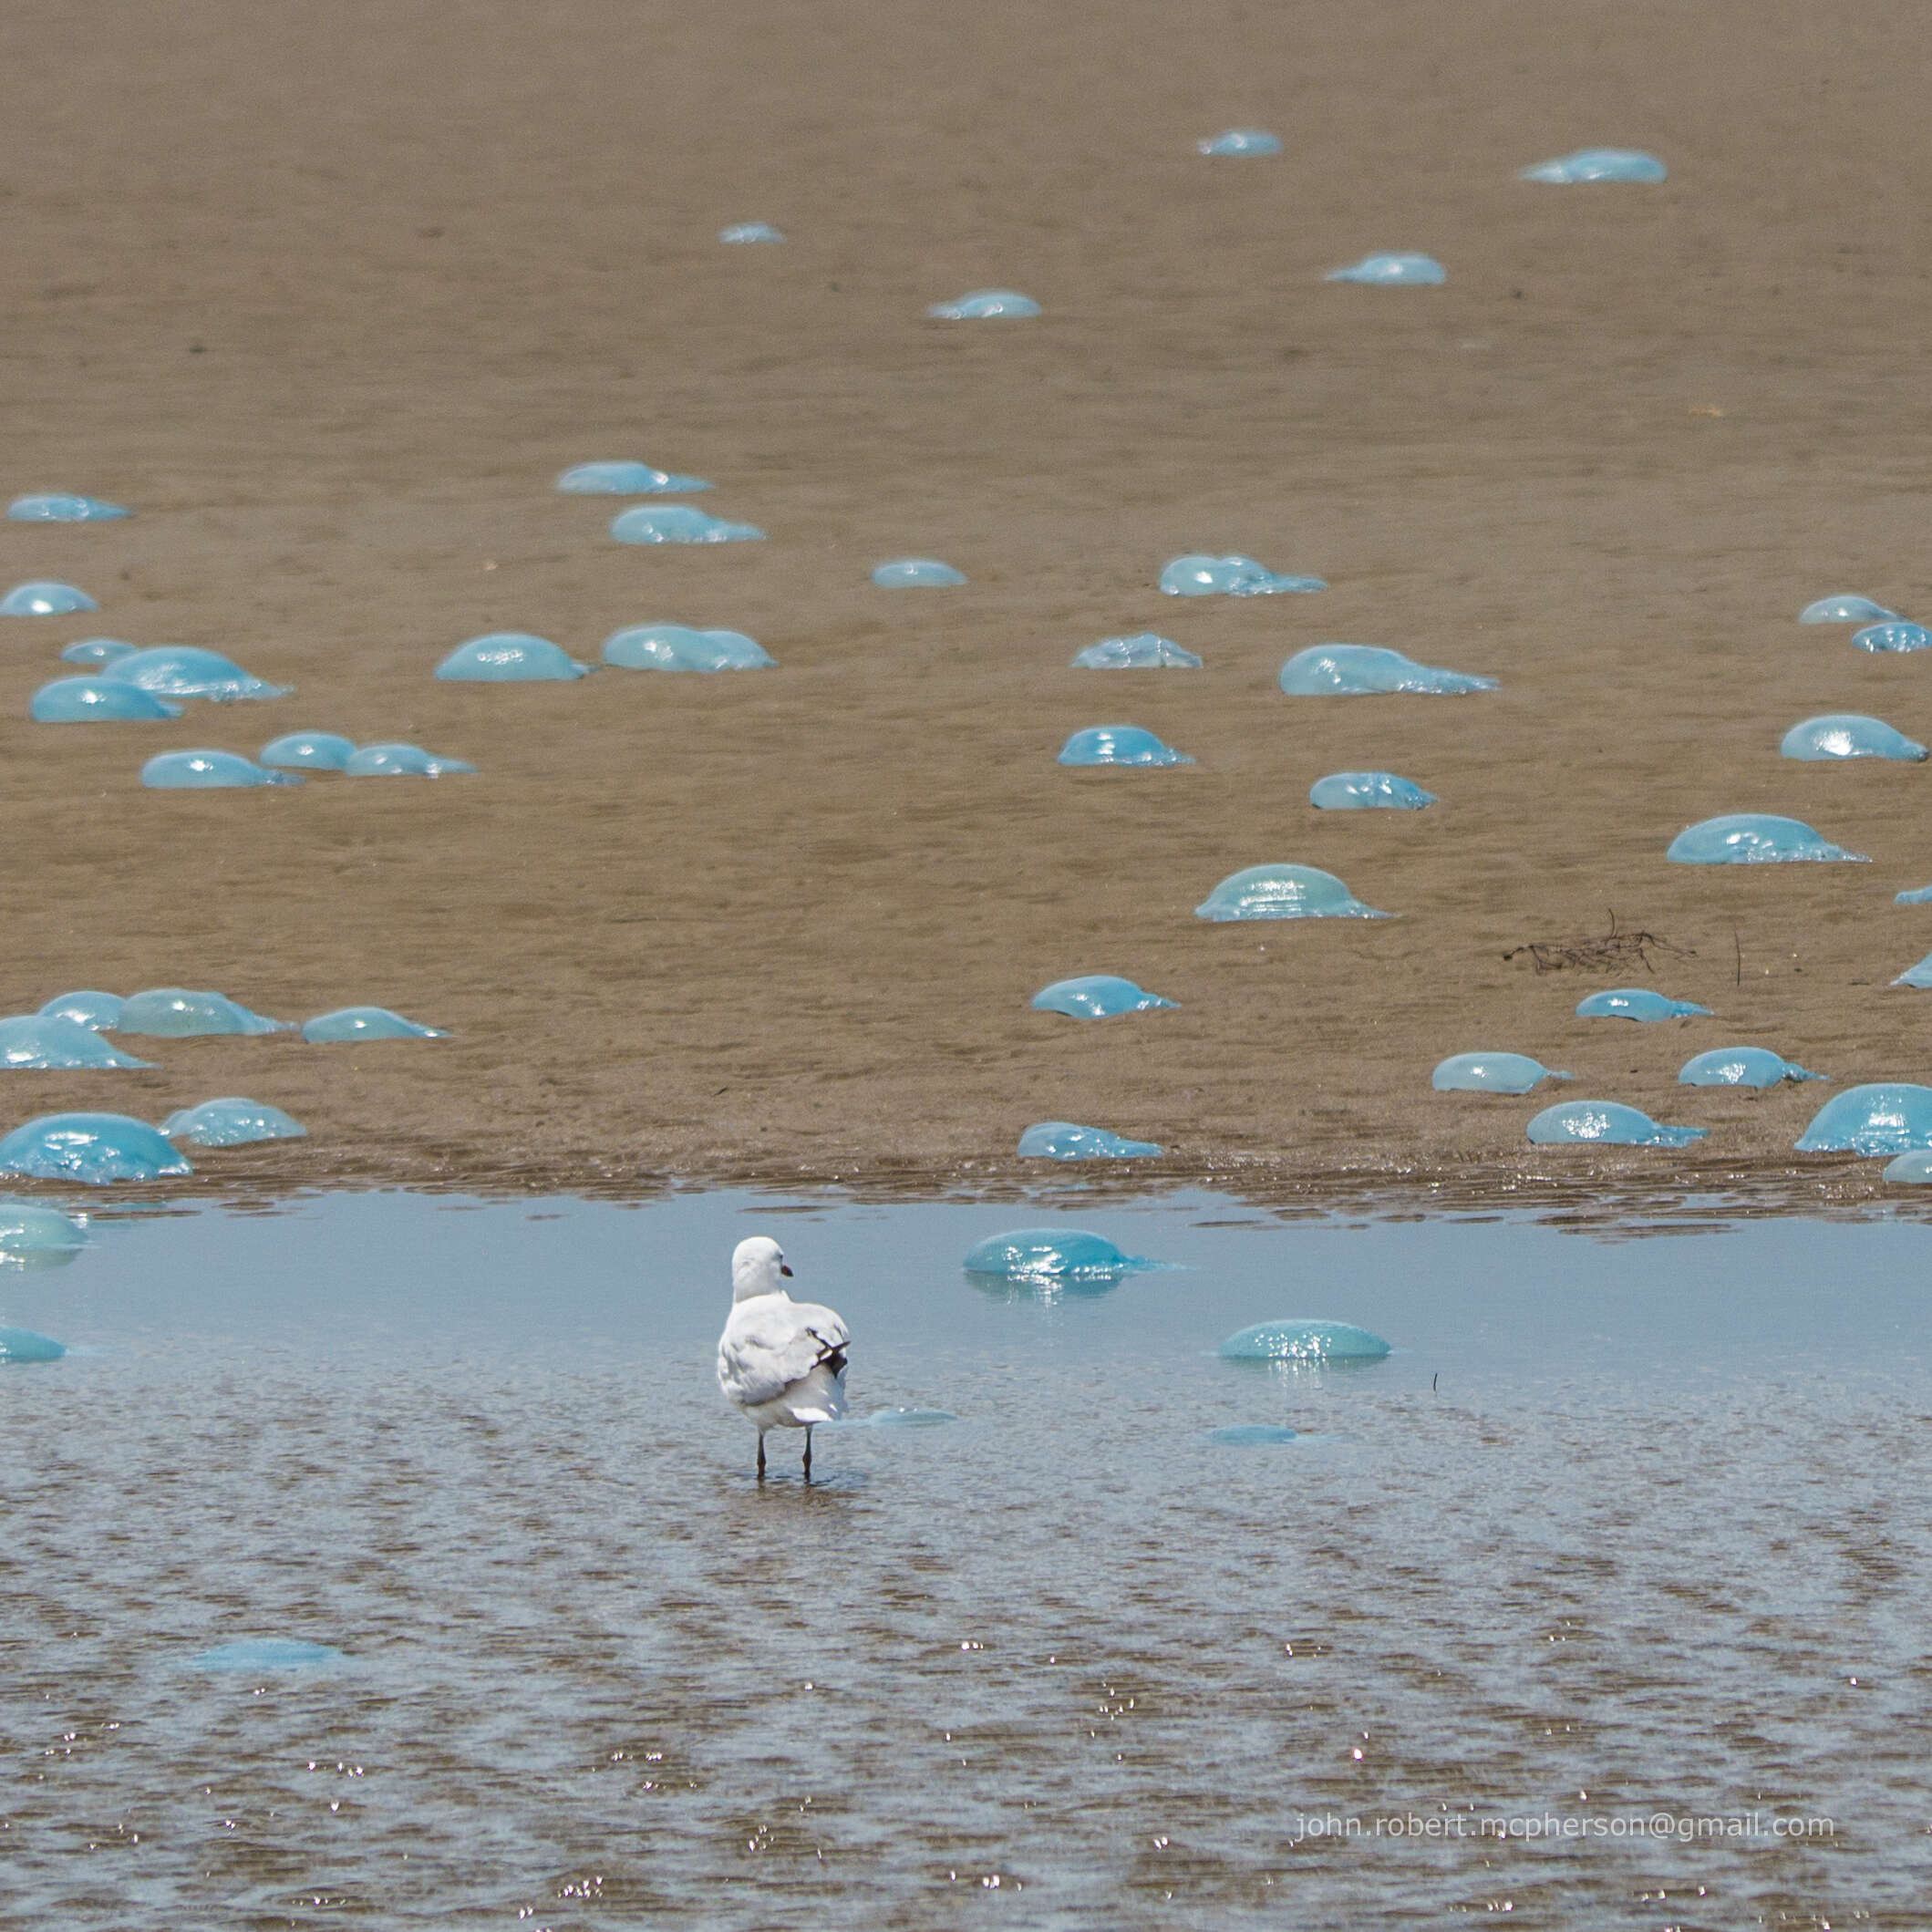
xmin=716 ymin=1235 xmax=851 ymax=1478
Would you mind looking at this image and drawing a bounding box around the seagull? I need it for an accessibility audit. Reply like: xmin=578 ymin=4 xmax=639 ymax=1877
xmin=716 ymin=1235 xmax=850 ymax=1479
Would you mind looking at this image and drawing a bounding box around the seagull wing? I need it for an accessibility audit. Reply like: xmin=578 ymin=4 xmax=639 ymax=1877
xmin=718 ymin=1298 xmax=851 ymax=1409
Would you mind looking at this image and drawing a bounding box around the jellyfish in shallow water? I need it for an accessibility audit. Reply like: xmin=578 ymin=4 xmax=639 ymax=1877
xmin=187 ymin=1638 xmax=346 ymax=1672
xmin=556 ymin=460 xmax=710 ymax=494
xmin=927 ymin=289 xmax=1040 ymax=318
xmin=1160 ymin=554 xmax=1326 ymax=596
xmin=1059 ymin=725 xmax=1193 ymax=767
xmin=38 ymin=991 xmax=122 ymax=1031
xmin=1431 ymin=1052 xmax=1570 ymax=1093
xmin=1030 ymin=975 xmax=1177 ymax=1018
xmin=1280 ymin=645 xmax=1495 ymax=696
xmin=1017 ymin=1121 xmax=1164 ymax=1160
xmin=301 ymin=1007 xmax=447 ymax=1043
xmin=1219 ymin=1320 xmax=1390 ymax=1363
xmin=1780 ymin=715 xmax=1926 ymax=761
xmin=872 ymin=558 xmax=966 ymax=587
xmin=1881 ymin=1150 xmax=1932 ymax=1183
xmin=1667 ymin=814 xmax=1865 ymax=863
xmin=0 ymin=1015 xmax=151 ymax=1070
xmin=601 ymin=624 xmax=773 ymax=670
xmin=119 ymin=989 xmax=289 ymax=1038
xmin=1310 ymin=770 xmax=1437 ymax=810
xmin=826 ymin=1407 xmax=957 ymax=1430
xmin=1519 ymin=148 xmax=1668 ymax=182
xmin=1527 ymin=1100 xmax=1707 ymax=1148
xmin=0 ymin=1111 xmax=191 ymax=1184
xmin=1575 ymin=987 xmax=1710 ymax=1021
xmin=436 ymin=634 xmax=588 ymax=681
xmin=106 ymin=646 xmax=287 ymax=701
xmin=8 ymin=492 xmax=130 ymax=521
xmin=1851 ymin=622 xmax=1931 ymax=653
xmin=1795 ymin=1083 xmax=1932 ymax=1153
xmin=344 ymin=742 xmax=476 ymax=777
xmin=1326 ymin=253 xmax=1445 ymax=284
xmin=260 ymin=731 xmax=356 ymax=770
xmin=2 ymin=581 xmax=98 ymax=615
xmin=0 ymin=1200 xmax=87 ymax=1269
xmin=1800 ymin=594 xmax=1897 ymax=625
xmin=1198 ymin=128 xmax=1281 ymax=156
xmin=1072 ymin=634 xmax=1200 ymax=669
xmin=1892 ymin=952 xmax=1932 ymax=988
xmin=718 ymin=222 xmax=785 ymax=244
xmin=0 ymin=1326 xmax=66 ymax=1361
xmin=1207 ymin=1424 xmax=1298 ymax=1444
xmin=60 ymin=638 xmax=137 ymax=668
xmin=30 ymin=677 xmax=181 ymax=722
xmin=610 ymin=505 xmax=765 ymax=543
xmin=1897 ymin=884 xmax=1932 ymax=904
xmin=1196 ymin=863 xmax=1389 ymax=921
xmin=143 ymin=750 xmax=300 ymax=789
xmin=161 ymin=1098 xmax=306 ymax=1145
xmin=1679 ymin=1047 xmax=1824 ymax=1087
xmin=964 ymin=1228 xmax=1154 ymax=1280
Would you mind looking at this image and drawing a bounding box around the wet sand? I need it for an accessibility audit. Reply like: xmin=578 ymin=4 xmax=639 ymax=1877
xmin=3 ymin=0 xmax=1930 ymax=1202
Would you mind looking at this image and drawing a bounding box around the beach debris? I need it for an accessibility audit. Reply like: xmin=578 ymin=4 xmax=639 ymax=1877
xmin=1197 ymin=128 xmax=1281 ymax=156
xmin=1160 ymin=553 xmax=1324 ymax=596
xmin=1431 ymin=1051 xmax=1570 ymax=1093
xmin=1325 ymin=253 xmax=1445 ymax=284
xmin=119 ymin=988 xmax=290 ymax=1037
xmin=718 ymin=222 xmax=785 ymax=244
xmin=1196 ymin=863 xmax=1389 ymax=921
xmin=30 ymin=677 xmax=181 ymax=722
xmin=1795 ymin=1083 xmax=1932 ymax=1154
xmin=1526 ymin=1100 xmax=1707 ymax=1147
xmin=1059 ymin=724 xmax=1193 ymax=767
xmin=1800 ymin=594 xmax=1896 ymax=624
xmin=963 ymin=1227 xmax=1151 ymax=1280
xmin=260 ymin=731 xmax=356 ymax=770
xmin=926 ymin=289 xmax=1039 ymax=318
xmin=0 ymin=1015 xmax=151 ymax=1070
xmin=1780 ymin=714 xmax=1926 ymax=761
xmin=1575 ymin=987 xmax=1710 ymax=1021
xmin=557 ymin=461 xmax=709 ymax=494
xmin=436 ymin=633 xmax=588 ymax=681
xmin=1071 ymin=634 xmax=1200 ymax=668
xmin=1667 ymin=813 xmax=1866 ymax=863
xmin=1310 ymin=770 xmax=1437 ymax=809
xmin=1017 ymin=1121 xmax=1163 ymax=1160
xmin=36 ymin=991 xmax=122 ymax=1031
xmin=301 ymin=1007 xmax=448 ymax=1043
xmin=142 ymin=749 xmax=302 ymax=789
xmin=871 ymin=558 xmax=966 ymax=587
xmin=1030 ymin=974 xmax=1177 ymax=1018
xmin=0 ymin=1111 xmax=192 ymax=1184
xmin=0 ymin=581 xmax=97 ymax=615
xmin=344 ymin=742 xmax=476 ymax=777
xmin=60 ymin=638 xmax=137 ymax=667
xmin=8 ymin=493 xmax=129 ymax=521
xmin=1280 ymin=644 xmax=1495 ymax=695
xmin=1851 ymin=621 xmax=1931 ymax=653
xmin=107 ymin=646 xmax=287 ymax=701
xmin=0 ymin=1200 xmax=88 ymax=1268
xmin=1679 ymin=1047 xmax=1824 ymax=1087
xmin=1519 ymin=148 xmax=1667 ymax=182
xmin=601 ymin=624 xmax=773 ymax=670
xmin=610 ymin=504 xmax=765 ymax=543
xmin=0 ymin=1326 xmax=67 ymax=1361
xmin=1219 ymin=1319 xmax=1390 ymax=1362
xmin=160 ymin=1098 xmax=307 ymax=1145
xmin=1503 ymin=914 xmax=1690 ymax=975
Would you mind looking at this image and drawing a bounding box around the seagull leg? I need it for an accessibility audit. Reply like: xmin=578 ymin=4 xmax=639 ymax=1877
xmin=802 ymin=1426 xmax=813 ymax=1481
xmin=756 ymin=1433 xmax=766 ymax=1480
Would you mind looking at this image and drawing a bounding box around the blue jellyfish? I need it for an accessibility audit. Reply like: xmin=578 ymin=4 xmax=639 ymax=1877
xmin=1071 ymin=634 xmax=1201 ymax=668
xmin=1431 ymin=1052 xmax=1571 ymax=1093
xmin=8 ymin=492 xmax=130 ymax=521
xmin=142 ymin=750 xmax=300 ymax=789
xmin=1058 ymin=725 xmax=1193 ymax=767
xmin=963 ymin=1228 xmax=1151 ymax=1278
xmin=718 ymin=222 xmax=785 ymax=244
xmin=260 ymin=731 xmax=356 ymax=770
xmin=301 ymin=1007 xmax=448 ymax=1043
xmin=1197 ymin=129 xmax=1282 ymax=156
xmin=0 ymin=1199 xmax=88 ymax=1266
xmin=37 ymin=991 xmax=122 ymax=1031
xmin=610 ymin=505 xmax=765 ymax=543
xmin=160 ymin=1098 xmax=307 ymax=1145
xmin=1206 ymin=1424 xmax=1299 ymax=1444
xmin=601 ymin=624 xmax=774 ymax=670
xmin=1309 ymin=770 xmax=1438 ymax=809
xmin=1519 ymin=149 xmax=1668 ymax=182
xmin=1800 ymin=594 xmax=1897 ymax=624
xmin=824 ymin=1407 xmax=959 ymax=1431
xmin=0 ymin=581 xmax=97 ymax=615
xmin=119 ymin=988 xmax=289 ymax=1037
xmin=1017 ymin=1121 xmax=1164 ymax=1160
xmin=1881 ymin=1150 xmax=1932 ymax=1183
xmin=1795 ymin=1084 xmax=1932 ymax=1154
xmin=0 ymin=1111 xmax=191 ymax=1184
xmin=1030 ymin=975 xmax=1177 ymax=1018
xmin=1780 ymin=715 xmax=1927 ymax=761
xmin=1896 ymin=884 xmax=1932 ymax=905
xmin=0 ymin=1015 xmax=151 ymax=1070
xmin=1196 ymin=863 xmax=1389 ymax=921
xmin=60 ymin=638 xmax=137 ymax=667
xmin=1159 ymin=554 xmax=1326 ymax=596
xmin=1280 ymin=645 xmax=1495 ymax=695
xmin=1679 ymin=1047 xmax=1824 ymax=1087
xmin=1218 ymin=1320 xmax=1390 ymax=1362
xmin=556 ymin=460 xmax=710 ymax=494
xmin=106 ymin=646 xmax=288 ymax=701
xmin=1851 ymin=622 xmax=1931 ymax=653
xmin=1666 ymin=814 xmax=1865 ymax=863
xmin=30 ymin=677 xmax=181 ymax=722
xmin=1325 ymin=253 xmax=1446 ymax=284
xmin=1893 ymin=952 xmax=1932 ymax=988
xmin=871 ymin=559 xmax=966 ymax=587
xmin=926 ymin=290 xmax=1040 ymax=318
xmin=186 ymin=1638 xmax=346 ymax=1672
xmin=1527 ymin=1100 xmax=1707 ymax=1148
xmin=0 ymin=1327 xmax=67 ymax=1362
xmin=1575 ymin=987 xmax=1710 ymax=1021
xmin=343 ymin=742 xmax=476 ymax=777
xmin=435 ymin=634 xmax=588 ymax=681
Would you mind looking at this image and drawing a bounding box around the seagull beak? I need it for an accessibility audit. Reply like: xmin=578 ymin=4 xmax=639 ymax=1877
xmin=780 ymin=1263 xmax=793 ymax=1276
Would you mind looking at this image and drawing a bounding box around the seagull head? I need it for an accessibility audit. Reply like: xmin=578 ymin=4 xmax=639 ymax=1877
xmin=731 ymin=1235 xmax=793 ymax=1302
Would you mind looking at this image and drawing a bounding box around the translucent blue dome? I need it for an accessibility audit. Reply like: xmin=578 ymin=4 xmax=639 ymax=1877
xmin=142 ymin=749 xmax=300 ymax=789
xmin=435 ymin=634 xmax=587 ymax=681
xmin=1206 ymin=1424 xmax=1299 ymax=1444
xmin=1667 ymin=813 xmax=1865 ymax=863
xmin=1519 ymin=148 xmax=1667 ymax=182
xmin=556 ymin=460 xmax=709 ymax=494
xmin=0 ymin=1199 xmax=88 ymax=1266
xmin=1196 ymin=863 xmax=1388 ymax=921
xmin=1881 ymin=1150 xmax=1932 ymax=1183
xmin=1575 ymin=987 xmax=1710 ymax=1021
xmin=107 ymin=646 xmax=287 ymax=701
xmin=1030 ymin=975 xmax=1177 ymax=1018
xmin=1218 ymin=1320 xmax=1390 ymax=1362
xmin=610 ymin=505 xmax=765 ymax=543
xmin=962 ymin=1227 xmax=1148 ymax=1278
xmin=1159 ymin=554 xmax=1325 ymax=596
xmin=343 ymin=742 xmax=475 ymax=777
xmin=0 ymin=1111 xmax=191 ymax=1184
xmin=1309 ymin=770 xmax=1437 ymax=809
xmin=927 ymin=289 xmax=1040 ymax=319
xmin=260 ymin=731 xmax=356 ymax=770
xmin=601 ymin=624 xmax=774 ymax=670
xmin=1197 ymin=128 xmax=1281 ymax=156
xmin=59 ymin=638 xmax=137 ymax=667
xmin=1893 ymin=951 xmax=1932 ymax=989
xmin=1058 ymin=725 xmax=1193 ymax=767
xmin=1071 ymin=634 xmax=1200 ymax=668
xmin=1280 ymin=645 xmax=1495 ymax=695
xmin=0 ymin=581 xmax=97 ymax=615
xmin=1795 ymin=1084 xmax=1932 ymax=1154
xmin=30 ymin=677 xmax=181 ymax=722
xmin=871 ymin=558 xmax=966 ymax=587
xmin=119 ymin=988 xmax=288 ymax=1037
xmin=160 ymin=1097 xmax=307 ymax=1145
xmin=0 ymin=1014 xmax=150 ymax=1069
xmin=1897 ymin=884 xmax=1932 ymax=905
xmin=1800 ymin=594 xmax=1896 ymax=624
xmin=8 ymin=492 xmax=130 ymax=521
xmin=1526 ymin=1100 xmax=1707 ymax=1147
xmin=1326 ymin=253 xmax=1445 ymax=284
xmin=0 ymin=1326 xmax=66 ymax=1361
xmin=1780 ymin=714 xmax=1926 ymax=761
xmin=187 ymin=1638 xmax=346 ymax=1672
xmin=1852 ymin=622 xmax=1931 ymax=653
xmin=301 ymin=1006 xmax=448 ymax=1043
xmin=1679 ymin=1047 xmax=1824 ymax=1087
xmin=718 ymin=222 xmax=785 ymax=244
xmin=1431 ymin=1052 xmax=1570 ymax=1093
xmin=37 ymin=991 xmax=122 ymax=1030
xmin=1017 ymin=1121 xmax=1164 ymax=1160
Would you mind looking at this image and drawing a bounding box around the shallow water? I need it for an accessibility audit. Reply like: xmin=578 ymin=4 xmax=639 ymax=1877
xmin=4 ymin=1185 xmax=1929 ymax=1927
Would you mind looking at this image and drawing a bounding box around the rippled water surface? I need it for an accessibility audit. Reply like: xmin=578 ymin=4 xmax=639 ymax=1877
xmin=5 ymin=1188 xmax=1928 ymax=1927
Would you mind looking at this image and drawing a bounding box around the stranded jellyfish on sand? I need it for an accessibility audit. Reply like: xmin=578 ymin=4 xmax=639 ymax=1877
xmin=301 ymin=1007 xmax=448 ymax=1043
xmin=436 ymin=634 xmax=587 ymax=681
xmin=1526 ymin=1100 xmax=1707 ymax=1147
xmin=1667 ymin=814 xmax=1866 ymax=863
xmin=8 ymin=493 xmax=129 ymax=521
xmin=610 ymin=505 xmax=765 ymax=543
xmin=601 ymin=624 xmax=773 ymax=671
xmin=108 ymin=646 xmax=287 ymax=701
xmin=0 ymin=1111 xmax=191 ymax=1184
xmin=1679 ymin=1047 xmax=1824 ymax=1087
xmin=1016 ymin=1121 xmax=1163 ymax=1160
xmin=1030 ymin=975 xmax=1177 ymax=1019
xmin=0 ymin=1015 xmax=151 ymax=1070
xmin=1575 ymin=988 xmax=1710 ymax=1022
xmin=1519 ymin=148 xmax=1667 ymax=182
xmin=1197 ymin=129 xmax=1281 ymax=156
xmin=1800 ymin=594 xmax=1896 ymax=625
xmin=119 ymin=989 xmax=290 ymax=1037
xmin=1794 ymin=1083 xmax=1932 ymax=1154
xmin=142 ymin=750 xmax=300 ymax=789
xmin=1325 ymin=253 xmax=1445 ymax=284
xmin=37 ymin=991 xmax=122 ymax=1030
xmin=160 ymin=1098 xmax=306 ymax=1145
xmin=1195 ymin=863 xmax=1389 ymax=921
xmin=1072 ymin=634 xmax=1200 ymax=668
xmin=30 ymin=677 xmax=180 ymax=722
xmin=344 ymin=743 xmax=475 ymax=777
xmin=1431 ymin=1052 xmax=1570 ymax=1093
xmin=1310 ymin=770 xmax=1437 ymax=810
xmin=1280 ymin=645 xmax=1494 ymax=696
xmin=926 ymin=290 xmax=1039 ymax=319
xmin=1160 ymin=554 xmax=1324 ymax=596
xmin=0 ymin=581 xmax=97 ymax=615
xmin=1058 ymin=725 xmax=1193 ymax=767
xmin=260 ymin=732 xmax=356 ymax=770
xmin=556 ymin=461 xmax=709 ymax=494
xmin=872 ymin=559 xmax=966 ymax=587
xmin=1779 ymin=715 xmax=1926 ymax=761
xmin=1852 ymin=622 xmax=1931 ymax=654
